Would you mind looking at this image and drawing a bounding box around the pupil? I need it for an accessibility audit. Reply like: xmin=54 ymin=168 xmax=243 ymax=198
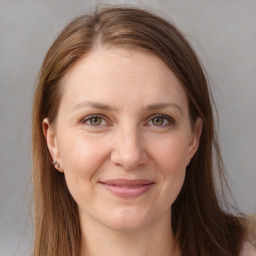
xmin=91 ymin=117 xmax=101 ymax=125
xmin=153 ymin=117 xmax=163 ymax=125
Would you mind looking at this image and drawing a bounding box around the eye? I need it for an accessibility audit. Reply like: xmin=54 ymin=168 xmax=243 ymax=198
xmin=148 ymin=114 xmax=175 ymax=127
xmin=81 ymin=115 xmax=107 ymax=126
xmin=152 ymin=116 xmax=165 ymax=126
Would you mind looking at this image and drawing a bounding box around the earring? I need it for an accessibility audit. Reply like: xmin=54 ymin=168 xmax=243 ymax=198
xmin=187 ymin=160 xmax=191 ymax=165
xmin=52 ymin=161 xmax=60 ymax=169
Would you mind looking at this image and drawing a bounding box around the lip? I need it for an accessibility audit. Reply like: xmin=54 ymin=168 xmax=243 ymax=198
xmin=99 ymin=179 xmax=155 ymax=198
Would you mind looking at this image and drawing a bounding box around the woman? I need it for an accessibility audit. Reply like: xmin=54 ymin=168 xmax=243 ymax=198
xmin=32 ymin=6 xmax=255 ymax=256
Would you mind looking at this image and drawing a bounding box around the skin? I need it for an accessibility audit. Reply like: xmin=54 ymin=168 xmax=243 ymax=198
xmin=43 ymin=47 xmax=202 ymax=256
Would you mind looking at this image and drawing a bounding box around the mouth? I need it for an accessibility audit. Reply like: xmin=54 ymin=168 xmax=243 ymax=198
xmin=99 ymin=179 xmax=155 ymax=198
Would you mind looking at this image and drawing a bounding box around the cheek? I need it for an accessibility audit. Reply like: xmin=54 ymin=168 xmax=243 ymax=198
xmin=57 ymin=133 xmax=110 ymax=197
xmin=151 ymin=135 xmax=189 ymax=172
xmin=150 ymin=136 xmax=188 ymax=203
xmin=60 ymin=132 xmax=109 ymax=171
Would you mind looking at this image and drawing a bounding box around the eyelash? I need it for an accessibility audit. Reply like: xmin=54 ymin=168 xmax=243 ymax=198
xmin=81 ymin=114 xmax=109 ymax=126
xmin=148 ymin=114 xmax=176 ymax=127
xmin=80 ymin=114 xmax=176 ymax=127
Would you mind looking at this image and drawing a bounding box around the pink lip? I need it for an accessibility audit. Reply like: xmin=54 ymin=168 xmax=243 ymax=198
xmin=100 ymin=179 xmax=155 ymax=198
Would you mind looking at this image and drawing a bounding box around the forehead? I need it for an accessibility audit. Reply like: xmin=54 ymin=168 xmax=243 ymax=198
xmin=59 ymin=47 xmax=188 ymax=113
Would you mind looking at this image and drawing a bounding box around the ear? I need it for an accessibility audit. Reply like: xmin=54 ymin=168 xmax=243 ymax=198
xmin=187 ymin=117 xmax=203 ymax=162
xmin=42 ymin=118 xmax=63 ymax=172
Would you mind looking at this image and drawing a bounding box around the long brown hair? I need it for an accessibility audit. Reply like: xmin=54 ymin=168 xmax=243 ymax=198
xmin=32 ymin=5 xmax=245 ymax=256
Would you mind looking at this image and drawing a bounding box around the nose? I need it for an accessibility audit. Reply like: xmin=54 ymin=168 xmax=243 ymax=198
xmin=110 ymin=126 xmax=148 ymax=170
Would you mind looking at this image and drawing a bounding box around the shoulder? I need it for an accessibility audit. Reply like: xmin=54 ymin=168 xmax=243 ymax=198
xmin=240 ymin=241 xmax=256 ymax=256
xmin=240 ymin=214 xmax=256 ymax=256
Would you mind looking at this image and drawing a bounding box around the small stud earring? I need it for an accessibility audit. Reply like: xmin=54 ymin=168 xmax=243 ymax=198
xmin=187 ymin=160 xmax=191 ymax=165
xmin=52 ymin=161 xmax=60 ymax=169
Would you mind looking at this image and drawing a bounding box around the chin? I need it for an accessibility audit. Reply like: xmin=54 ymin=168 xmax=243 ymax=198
xmin=102 ymin=207 xmax=152 ymax=231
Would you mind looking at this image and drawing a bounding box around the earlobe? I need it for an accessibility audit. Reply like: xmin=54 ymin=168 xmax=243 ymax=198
xmin=42 ymin=118 xmax=63 ymax=172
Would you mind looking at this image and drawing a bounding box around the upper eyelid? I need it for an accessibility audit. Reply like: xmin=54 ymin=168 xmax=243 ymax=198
xmin=80 ymin=114 xmax=109 ymax=124
xmin=79 ymin=113 xmax=175 ymax=125
xmin=146 ymin=113 xmax=175 ymax=122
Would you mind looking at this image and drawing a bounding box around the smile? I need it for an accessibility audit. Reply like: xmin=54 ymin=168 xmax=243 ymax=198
xmin=99 ymin=179 xmax=155 ymax=198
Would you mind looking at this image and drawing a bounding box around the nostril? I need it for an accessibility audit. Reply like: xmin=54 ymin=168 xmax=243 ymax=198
xmin=111 ymin=148 xmax=148 ymax=170
xmin=110 ymin=130 xmax=148 ymax=169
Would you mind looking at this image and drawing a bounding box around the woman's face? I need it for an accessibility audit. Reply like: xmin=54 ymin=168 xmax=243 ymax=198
xmin=44 ymin=47 xmax=202 ymax=231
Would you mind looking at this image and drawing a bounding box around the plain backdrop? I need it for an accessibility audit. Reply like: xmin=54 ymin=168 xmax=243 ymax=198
xmin=0 ymin=0 xmax=255 ymax=255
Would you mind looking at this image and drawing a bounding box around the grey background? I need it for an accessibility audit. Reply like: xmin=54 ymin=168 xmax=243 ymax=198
xmin=0 ymin=0 xmax=255 ymax=255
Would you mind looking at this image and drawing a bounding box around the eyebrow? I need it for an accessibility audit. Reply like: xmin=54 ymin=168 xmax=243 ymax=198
xmin=146 ymin=103 xmax=183 ymax=115
xmin=72 ymin=101 xmax=114 ymax=111
xmin=72 ymin=101 xmax=183 ymax=115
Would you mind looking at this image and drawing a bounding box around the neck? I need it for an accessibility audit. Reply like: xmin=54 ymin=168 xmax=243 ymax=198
xmin=80 ymin=211 xmax=177 ymax=256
